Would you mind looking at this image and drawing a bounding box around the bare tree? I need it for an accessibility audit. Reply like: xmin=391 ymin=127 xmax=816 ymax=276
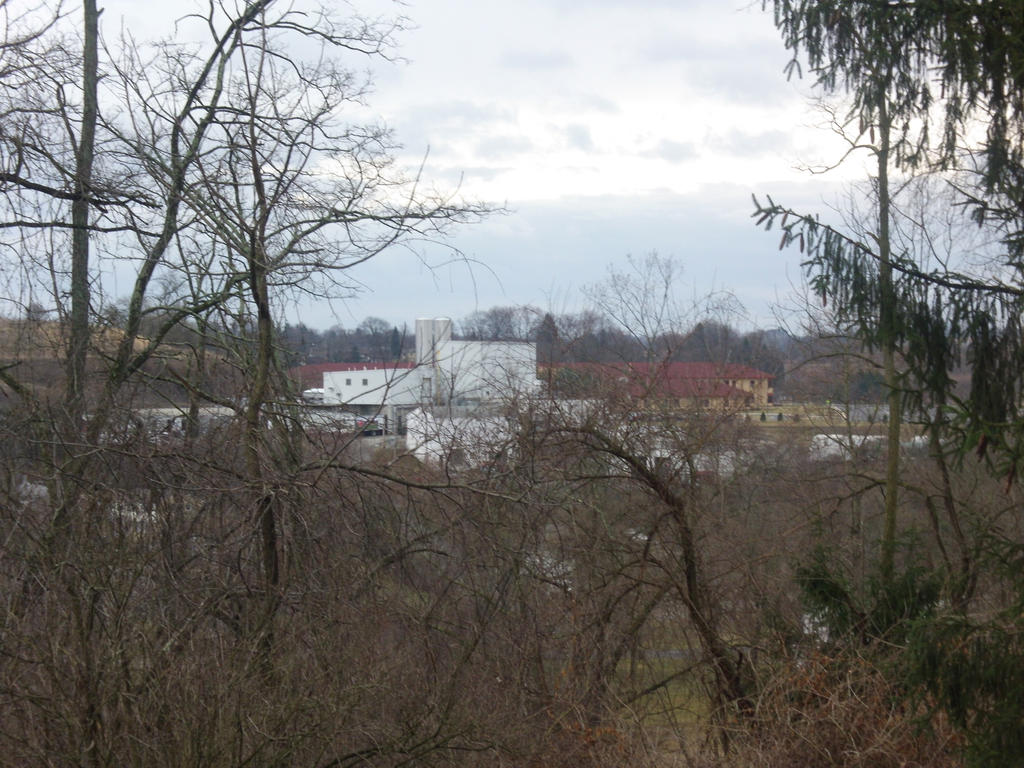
xmin=585 ymin=253 xmax=740 ymax=365
xmin=459 ymin=304 xmax=539 ymax=341
xmin=0 ymin=4 xmax=500 ymax=763
xmin=65 ymin=0 xmax=97 ymax=424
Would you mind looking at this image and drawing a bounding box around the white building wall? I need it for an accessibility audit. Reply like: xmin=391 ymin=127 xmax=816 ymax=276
xmin=435 ymin=340 xmax=538 ymax=405
xmin=323 ymin=366 xmax=425 ymax=406
xmin=415 ymin=317 xmax=452 ymax=366
xmin=318 ymin=320 xmax=538 ymax=411
xmin=404 ymin=407 xmax=511 ymax=467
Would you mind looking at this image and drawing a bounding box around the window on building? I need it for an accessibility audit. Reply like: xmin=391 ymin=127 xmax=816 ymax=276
xmin=345 ymin=378 xmax=351 ymax=386
xmin=362 ymin=378 xmax=368 ymax=386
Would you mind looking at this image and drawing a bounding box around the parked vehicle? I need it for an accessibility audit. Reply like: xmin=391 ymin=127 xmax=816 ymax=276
xmin=357 ymin=419 xmax=384 ymax=437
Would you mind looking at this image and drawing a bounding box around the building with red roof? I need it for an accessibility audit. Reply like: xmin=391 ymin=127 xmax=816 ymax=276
xmin=544 ymin=361 xmax=774 ymax=408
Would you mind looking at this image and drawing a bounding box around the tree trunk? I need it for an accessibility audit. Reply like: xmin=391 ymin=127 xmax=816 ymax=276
xmin=66 ymin=0 xmax=99 ymax=426
xmin=244 ymin=245 xmax=281 ymax=657
xmin=876 ymin=100 xmax=902 ymax=586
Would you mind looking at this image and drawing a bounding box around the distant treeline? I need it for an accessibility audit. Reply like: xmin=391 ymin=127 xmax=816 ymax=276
xmin=279 ymin=305 xmax=794 ymax=377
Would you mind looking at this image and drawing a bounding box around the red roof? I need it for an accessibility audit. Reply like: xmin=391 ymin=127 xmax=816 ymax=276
xmin=290 ymin=361 xmax=416 ymax=388
xmin=551 ymin=361 xmax=772 ymax=400
xmin=556 ymin=361 xmax=772 ymax=378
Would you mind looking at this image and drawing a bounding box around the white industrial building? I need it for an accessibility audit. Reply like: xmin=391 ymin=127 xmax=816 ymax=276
xmin=404 ymin=407 xmax=514 ymax=468
xmin=430 ymin=339 xmax=538 ymax=405
xmin=322 ymin=363 xmax=422 ymax=408
xmin=320 ymin=317 xmax=539 ymax=431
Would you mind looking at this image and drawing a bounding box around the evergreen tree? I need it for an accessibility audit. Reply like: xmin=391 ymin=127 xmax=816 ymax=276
xmin=389 ymin=326 xmax=402 ymax=361
xmin=759 ymin=0 xmax=1024 ymax=477
xmin=759 ymin=3 xmax=1024 ymax=763
xmin=535 ymin=312 xmax=559 ymax=366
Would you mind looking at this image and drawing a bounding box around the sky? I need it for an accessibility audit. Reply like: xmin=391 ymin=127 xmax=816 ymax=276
xmin=99 ymin=0 xmax=862 ymax=332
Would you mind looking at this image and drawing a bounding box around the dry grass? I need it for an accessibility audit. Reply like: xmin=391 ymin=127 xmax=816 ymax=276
xmin=713 ymin=653 xmax=961 ymax=768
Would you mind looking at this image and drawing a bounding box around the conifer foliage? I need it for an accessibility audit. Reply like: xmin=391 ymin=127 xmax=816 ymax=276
xmin=758 ymin=3 xmax=1024 ymax=764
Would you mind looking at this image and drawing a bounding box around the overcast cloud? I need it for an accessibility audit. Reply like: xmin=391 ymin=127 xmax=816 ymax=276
xmin=98 ymin=0 xmax=854 ymax=331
